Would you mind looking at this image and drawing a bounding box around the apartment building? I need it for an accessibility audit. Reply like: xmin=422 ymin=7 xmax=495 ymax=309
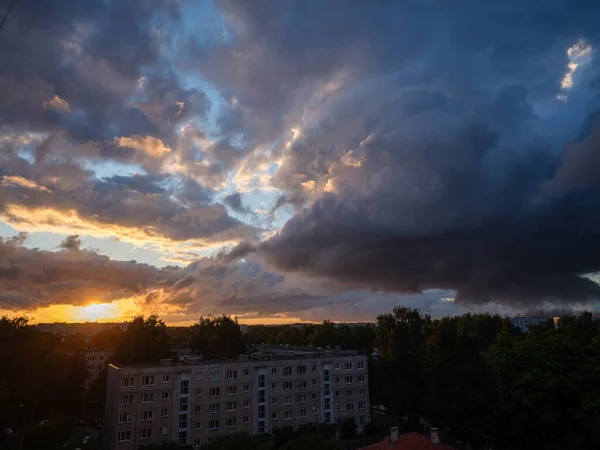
xmin=85 ymin=350 xmax=113 ymax=390
xmin=104 ymin=346 xmax=370 ymax=450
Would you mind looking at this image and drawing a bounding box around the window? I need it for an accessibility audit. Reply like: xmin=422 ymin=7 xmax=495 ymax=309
xmin=324 ymin=398 xmax=331 ymax=410
xmin=312 ymin=393 xmax=318 ymax=401
xmin=297 ymin=380 xmax=307 ymax=389
xmin=163 ymin=374 xmax=170 ymax=383
xmin=298 ymin=409 xmax=307 ymax=418
xmin=179 ymin=414 xmax=188 ymax=428
xmin=284 ymin=396 xmax=292 ymax=405
xmin=180 ymin=397 xmax=189 ymax=411
xmin=258 ymin=421 xmax=265 ymax=434
xmin=161 ymin=426 xmax=168 ymax=435
xmin=346 ymin=389 xmax=354 ymax=398
xmin=226 ymin=386 xmax=237 ymax=395
xmin=121 ymin=376 xmax=135 ymax=387
xmin=258 ymin=391 xmax=265 ymax=403
xmin=161 ymin=391 xmax=169 ymax=400
xmin=194 ymin=421 xmax=202 ymax=430
xmin=181 ymin=380 xmax=189 ymax=395
xmin=209 ymin=420 xmax=220 ymax=430
xmin=312 ymin=378 xmax=318 ymax=386
xmin=226 ymin=418 xmax=237 ymax=428
xmin=193 ymin=438 xmax=201 ymax=447
xmin=161 ymin=409 xmax=168 ymax=417
xmin=284 ymin=411 xmax=293 ymax=420
xmin=312 ymin=406 xmax=319 ymax=414
xmin=311 ymin=365 xmax=317 ymax=372
xmin=209 ymin=404 xmax=220 ymax=414
xmin=345 ymin=362 xmax=352 ymax=371
xmin=195 ymin=405 xmax=202 ymax=414
xmin=272 ymin=397 xmax=277 ymax=404
xmin=357 ymin=375 xmax=366 ymax=383
xmin=358 ymin=388 xmax=365 ymax=396
xmin=271 ymin=412 xmax=278 ymax=420
xmin=226 ymin=401 xmax=237 ymax=411
xmin=283 ymin=367 xmax=292 ymax=376
xmin=335 ymin=363 xmax=340 ymax=370
xmin=335 ymin=377 xmax=340 ymax=383
xmin=344 ymin=376 xmax=354 ymax=384
xmin=271 ymin=368 xmax=277 ymax=374
xmin=140 ymin=428 xmax=152 ymax=440
xmin=272 ymin=382 xmax=277 ymax=389
xmin=298 ymin=394 xmax=307 ymax=403
xmin=336 ymin=404 xmax=341 ymax=412
xmin=142 ymin=375 xmax=155 ymax=386
xmin=297 ymin=365 xmax=306 ymax=374
xmin=178 ymin=431 xmax=187 ymax=445
xmin=118 ymin=413 xmax=132 ymax=423
xmin=117 ymin=431 xmax=131 ymax=442
xmin=244 ymin=399 xmax=250 ymax=408
xmin=324 ymin=370 xmax=330 ymax=382
xmin=140 ymin=410 xmax=153 ymax=421
xmin=209 ymin=387 xmax=221 ymax=397
xmin=192 ymin=388 xmax=201 ymax=398
xmin=196 ymin=372 xmax=204 ymax=381
xmin=346 ymin=403 xmax=355 ymax=411
xmin=226 ymin=370 xmax=238 ymax=380
xmin=244 ymin=384 xmax=250 ymax=392
xmin=259 ymin=404 xmax=266 ymax=419
xmin=283 ymin=381 xmax=292 ymax=390
xmin=359 ymin=401 xmax=366 ymax=410
xmin=357 ymin=361 xmax=365 ymax=370
xmin=258 ymin=374 xmax=265 ymax=388
xmin=244 ymin=416 xmax=249 ymax=424
xmin=210 ymin=371 xmax=221 ymax=381
xmin=141 ymin=393 xmax=154 ymax=403
xmin=335 ymin=391 xmax=341 ymax=398
xmin=244 ymin=368 xmax=250 ymax=376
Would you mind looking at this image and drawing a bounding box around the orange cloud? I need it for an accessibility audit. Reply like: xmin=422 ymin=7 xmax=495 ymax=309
xmin=43 ymin=94 xmax=71 ymax=112
xmin=1 ymin=176 xmax=51 ymax=193
xmin=115 ymin=135 xmax=171 ymax=158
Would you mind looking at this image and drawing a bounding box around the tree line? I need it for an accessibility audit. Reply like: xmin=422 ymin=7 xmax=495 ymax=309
xmin=3 ymin=309 xmax=600 ymax=449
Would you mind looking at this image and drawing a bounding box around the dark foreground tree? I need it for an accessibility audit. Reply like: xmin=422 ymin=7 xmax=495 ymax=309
xmin=190 ymin=314 xmax=245 ymax=358
xmin=113 ymin=315 xmax=171 ymax=364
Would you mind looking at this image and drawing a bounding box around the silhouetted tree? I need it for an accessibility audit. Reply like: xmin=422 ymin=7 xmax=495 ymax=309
xmin=189 ymin=314 xmax=245 ymax=357
xmin=113 ymin=315 xmax=171 ymax=364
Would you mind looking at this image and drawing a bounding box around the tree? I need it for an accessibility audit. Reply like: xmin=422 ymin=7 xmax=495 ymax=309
xmin=341 ymin=417 xmax=357 ymax=439
xmin=198 ymin=432 xmax=265 ymax=450
xmin=113 ymin=315 xmax=171 ymax=364
xmin=279 ymin=434 xmax=337 ymax=450
xmin=189 ymin=315 xmax=245 ymax=358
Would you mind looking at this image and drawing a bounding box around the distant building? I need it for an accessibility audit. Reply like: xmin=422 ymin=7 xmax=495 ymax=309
xmin=85 ymin=350 xmax=113 ymax=390
xmin=170 ymin=346 xmax=193 ymax=362
xmin=104 ymin=346 xmax=370 ymax=449
xmin=359 ymin=427 xmax=455 ymax=449
xmin=509 ymin=316 xmax=546 ymax=333
xmin=37 ymin=322 xmax=127 ymax=343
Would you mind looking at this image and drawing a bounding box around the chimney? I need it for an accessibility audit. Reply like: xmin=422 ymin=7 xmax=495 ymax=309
xmin=390 ymin=427 xmax=399 ymax=443
xmin=430 ymin=427 xmax=440 ymax=444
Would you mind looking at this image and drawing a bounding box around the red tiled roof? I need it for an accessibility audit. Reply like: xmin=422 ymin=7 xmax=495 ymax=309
xmin=358 ymin=433 xmax=456 ymax=450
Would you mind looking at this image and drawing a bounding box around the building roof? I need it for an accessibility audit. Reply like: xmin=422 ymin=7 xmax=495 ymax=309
xmin=358 ymin=433 xmax=456 ymax=450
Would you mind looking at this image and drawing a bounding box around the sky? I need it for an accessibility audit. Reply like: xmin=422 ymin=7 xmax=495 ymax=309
xmin=1 ymin=0 xmax=600 ymax=325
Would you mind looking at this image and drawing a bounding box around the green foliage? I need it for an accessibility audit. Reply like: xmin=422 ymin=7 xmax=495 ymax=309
xmin=279 ymin=434 xmax=337 ymax=450
xmin=0 ymin=316 xmax=87 ymax=420
xmin=198 ymin=432 xmax=265 ymax=450
xmin=341 ymin=417 xmax=357 ymax=439
xmin=113 ymin=315 xmax=171 ymax=364
xmin=190 ymin=314 xmax=245 ymax=358
xmin=246 ymin=321 xmax=375 ymax=353
xmin=88 ymin=325 xmax=124 ymax=351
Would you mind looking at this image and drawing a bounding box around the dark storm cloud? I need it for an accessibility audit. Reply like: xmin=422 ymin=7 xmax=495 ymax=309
xmin=223 ymin=193 xmax=251 ymax=214
xmin=208 ymin=0 xmax=600 ymax=308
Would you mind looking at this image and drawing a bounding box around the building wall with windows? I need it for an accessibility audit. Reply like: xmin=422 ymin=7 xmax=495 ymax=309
xmin=85 ymin=350 xmax=113 ymax=390
xmin=103 ymin=349 xmax=370 ymax=450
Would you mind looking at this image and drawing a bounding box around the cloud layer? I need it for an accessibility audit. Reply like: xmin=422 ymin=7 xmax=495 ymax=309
xmin=2 ymin=0 xmax=600 ymax=320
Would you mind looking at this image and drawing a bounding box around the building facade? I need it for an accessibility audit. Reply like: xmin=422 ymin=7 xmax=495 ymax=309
xmin=104 ymin=347 xmax=370 ymax=449
xmin=85 ymin=350 xmax=113 ymax=390
xmin=509 ymin=316 xmax=545 ymax=333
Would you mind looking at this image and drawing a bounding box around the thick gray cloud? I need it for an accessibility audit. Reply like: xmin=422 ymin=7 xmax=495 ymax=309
xmin=208 ymin=0 xmax=600 ymax=308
